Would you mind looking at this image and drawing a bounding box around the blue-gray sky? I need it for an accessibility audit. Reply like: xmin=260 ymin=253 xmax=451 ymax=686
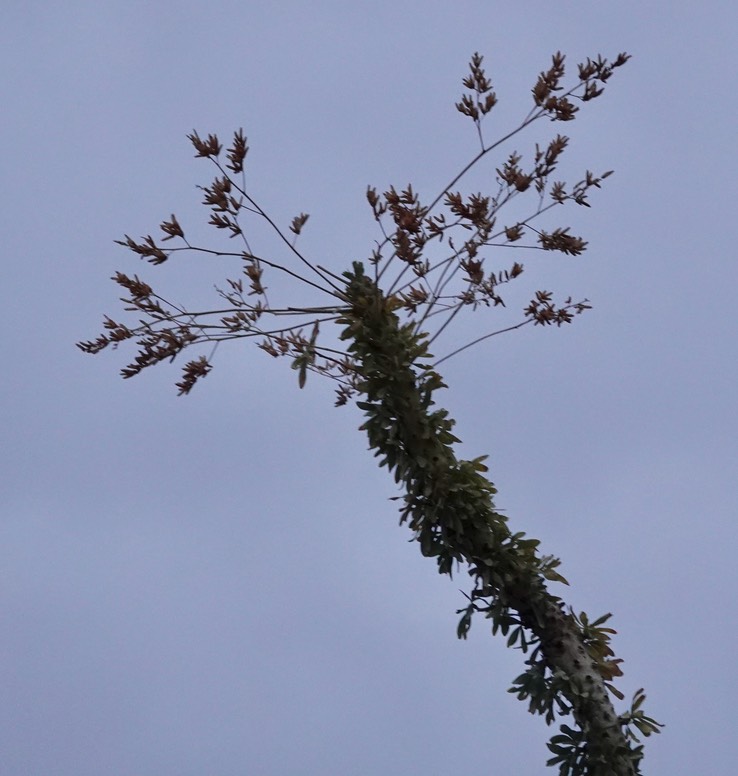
xmin=2 ymin=2 xmax=736 ymax=774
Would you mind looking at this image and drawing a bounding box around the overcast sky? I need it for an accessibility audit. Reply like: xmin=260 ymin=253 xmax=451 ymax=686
xmin=2 ymin=2 xmax=737 ymax=774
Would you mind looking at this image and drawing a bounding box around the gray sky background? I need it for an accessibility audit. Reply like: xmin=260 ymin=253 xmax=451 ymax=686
xmin=2 ymin=2 xmax=736 ymax=774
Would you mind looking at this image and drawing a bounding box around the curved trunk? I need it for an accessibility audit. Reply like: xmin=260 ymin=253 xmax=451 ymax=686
xmin=340 ymin=262 xmax=640 ymax=775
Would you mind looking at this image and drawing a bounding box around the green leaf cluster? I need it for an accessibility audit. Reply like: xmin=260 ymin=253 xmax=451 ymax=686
xmin=339 ymin=262 xmax=660 ymax=775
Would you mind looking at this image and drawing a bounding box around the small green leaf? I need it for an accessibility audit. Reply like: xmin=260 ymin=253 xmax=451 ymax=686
xmin=542 ymin=568 xmax=570 ymax=585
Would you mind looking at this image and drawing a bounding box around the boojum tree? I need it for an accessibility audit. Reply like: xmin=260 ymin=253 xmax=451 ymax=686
xmin=79 ymin=51 xmax=662 ymax=775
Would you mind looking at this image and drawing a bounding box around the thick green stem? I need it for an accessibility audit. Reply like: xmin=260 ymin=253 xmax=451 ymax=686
xmin=339 ymin=262 xmax=640 ymax=775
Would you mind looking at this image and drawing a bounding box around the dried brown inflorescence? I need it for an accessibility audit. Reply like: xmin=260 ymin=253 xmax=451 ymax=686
xmin=79 ymin=50 xmax=630 ymax=400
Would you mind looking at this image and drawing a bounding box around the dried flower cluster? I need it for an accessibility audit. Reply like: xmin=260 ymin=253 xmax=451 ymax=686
xmin=79 ymin=51 xmax=630 ymax=402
